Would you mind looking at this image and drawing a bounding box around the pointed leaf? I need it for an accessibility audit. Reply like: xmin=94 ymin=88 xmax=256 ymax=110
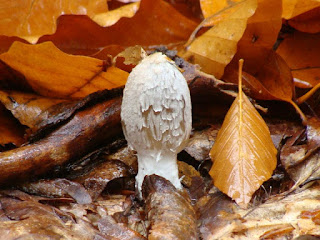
xmin=181 ymin=0 xmax=257 ymax=78
xmin=209 ymin=78 xmax=277 ymax=208
xmin=0 ymin=41 xmax=128 ymax=98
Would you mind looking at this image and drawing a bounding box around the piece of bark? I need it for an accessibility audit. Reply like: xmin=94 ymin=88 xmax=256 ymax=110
xmin=0 ymin=97 xmax=121 ymax=186
xmin=142 ymin=174 xmax=198 ymax=240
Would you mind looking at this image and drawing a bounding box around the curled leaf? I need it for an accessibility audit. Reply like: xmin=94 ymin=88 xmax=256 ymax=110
xmin=0 ymin=41 xmax=128 ymax=98
xmin=0 ymin=0 xmax=140 ymax=44
xmin=209 ymin=61 xmax=277 ymax=208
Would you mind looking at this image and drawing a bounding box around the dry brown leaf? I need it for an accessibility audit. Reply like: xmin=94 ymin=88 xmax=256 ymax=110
xmin=181 ymin=0 xmax=257 ymax=78
xmin=0 ymin=0 xmax=140 ymax=44
xmin=0 ymin=41 xmax=128 ymax=98
xmin=282 ymin=0 xmax=320 ymax=19
xmin=209 ymin=61 xmax=277 ymax=208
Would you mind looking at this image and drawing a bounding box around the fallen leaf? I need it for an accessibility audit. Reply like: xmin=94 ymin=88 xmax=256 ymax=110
xmin=39 ymin=0 xmax=198 ymax=55
xmin=277 ymin=31 xmax=320 ymax=89
xmin=288 ymin=7 xmax=320 ymax=33
xmin=199 ymin=0 xmax=244 ymax=26
xmin=75 ymin=160 xmax=134 ymax=200
xmin=0 ymin=41 xmax=128 ymax=98
xmin=0 ymin=0 xmax=140 ymax=44
xmin=0 ymin=105 xmax=25 ymax=148
xmin=199 ymin=185 xmax=320 ymax=239
xmin=209 ymin=61 xmax=277 ymax=208
xmin=282 ymin=0 xmax=320 ymax=19
xmin=20 ymin=178 xmax=92 ymax=204
xmin=181 ymin=0 xmax=257 ymax=78
xmin=0 ymin=90 xmax=67 ymax=129
xmin=98 ymin=215 xmax=146 ymax=240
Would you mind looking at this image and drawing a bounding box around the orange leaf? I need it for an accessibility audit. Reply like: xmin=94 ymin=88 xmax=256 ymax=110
xmin=282 ymin=0 xmax=320 ymax=19
xmin=209 ymin=61 xmax=277 ymax=208
xmin=181 ymin=0 xmax=257 ymax=78
xmin=199 ymin=0 xmax=244 ymax=26
xmin=0 ymin=90 xmax=66 ymax=129
xmin=0 ymin=104 xmax=25 ymax=147
xmin=0 ymin=41 xmax=128 ymax=98
xmin=288 ymin=7 xmax=320 ymax=33
xmin=0 ymin=1 xmax=140 ymax=44
xmin=277 ymin=31 xmax=320 ymax=89
xmin=39 ymin=0 xmax=198 ymax=55
xmin=224 ymin=0 xmax=282 ymax=78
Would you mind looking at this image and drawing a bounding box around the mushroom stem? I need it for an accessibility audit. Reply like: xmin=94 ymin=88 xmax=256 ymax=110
xmin=136 ymin=152 xmax=182 ymax=194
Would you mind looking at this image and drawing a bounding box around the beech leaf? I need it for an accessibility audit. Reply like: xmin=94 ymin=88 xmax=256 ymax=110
xmin=209 ymin=60 xmax=277 ymax=208
xmin=181 ymin=0 xmax=257 ymax=78
xmin=0 ymin=41 xmax=128 ymax=98
xmin=282 ymin=0 xmax=320 ymax=19
xmin=0 ymin=0 xmax=139 ymax=44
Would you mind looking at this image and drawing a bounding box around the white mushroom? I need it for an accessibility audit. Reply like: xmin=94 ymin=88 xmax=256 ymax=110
xmin=121 ymin=52 xmax=192 ymax=195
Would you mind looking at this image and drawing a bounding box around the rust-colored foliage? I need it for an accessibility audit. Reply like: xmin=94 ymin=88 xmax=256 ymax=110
xmin=209 ymin=61 xmax=277 ymax=208
xmin=0 ymin=42 xmax=128 ymax=98
xmin=182 ymin=0 xmax=257 ymax=78
xmin=1 ymin=0 xmax=320 ymax=238
xmin=0 ymin=0 xmax=139 ymax=44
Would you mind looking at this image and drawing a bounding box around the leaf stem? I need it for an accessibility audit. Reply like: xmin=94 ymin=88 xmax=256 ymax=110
xmin=296 ymin=82 xmax=320 ymax=105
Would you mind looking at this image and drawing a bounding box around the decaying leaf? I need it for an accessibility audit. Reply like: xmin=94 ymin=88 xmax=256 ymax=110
xmin=20 ymin=178 xmax=92 ymax=204
xmin=0 ymin=41 xmax=128 ymax=98
xmin=181 ymin=0 xmax=257 ymax=78
xmin=199 ymin=185 xmax=320 ymax=239
xmin=209 ymin=61 xmax=277 ymax=208
xmin=0 ymin=0 xmax=139 ymax=44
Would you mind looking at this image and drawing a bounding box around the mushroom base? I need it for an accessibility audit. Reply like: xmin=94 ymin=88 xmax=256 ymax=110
xmin=136 ymin=152 xmax=182 ymax=197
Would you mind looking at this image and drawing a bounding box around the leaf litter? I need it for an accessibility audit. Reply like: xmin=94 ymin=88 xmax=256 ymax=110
xmin=0 ymin=0 xmax=320 ymax=239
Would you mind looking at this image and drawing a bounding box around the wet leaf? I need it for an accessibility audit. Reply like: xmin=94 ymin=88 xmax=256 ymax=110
xmin=0 ymin=192 xmax=101 ymax=239
xmin=98 ymin=215 xmax=146 ymax=240
xmin=0 ymin=105 xmax=25 ymax=148
xmin=0 ymin=96 xmax=122 ymax=186
xmin=75 ymin=160 xmax=134 ymax=200
xmin=282 ymin=0 xmax=320 ymax=19
xmin=142 ymin=175 xmax=198 ymax=240
xmin=20 ymin=178 xmax=92 ymax=204
xmin=280 ymin=117 xmax=320 ymax=190
xmin=288 ymin=7 xmax=320 ymax=33
xmin=209 ymin=62 xmax=277 ymax=208
xmin=0 ymin=0 xmax=139 ymax=44
xmin=39 ymin=0 xmax=198 ymax=55
xmin=181 ymin=0 xmax=257 ymax=78
xmin=277 ymin=31 xmax=320 ymax=89
xmin=0 ymin=90 xmax=67 ymax=129
xmin=0 ymin=41 xmax=128 ymax=98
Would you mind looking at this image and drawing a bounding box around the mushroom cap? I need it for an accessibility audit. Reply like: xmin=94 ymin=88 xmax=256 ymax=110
xmin=121 ymin=52 xmax=192 ymax=157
